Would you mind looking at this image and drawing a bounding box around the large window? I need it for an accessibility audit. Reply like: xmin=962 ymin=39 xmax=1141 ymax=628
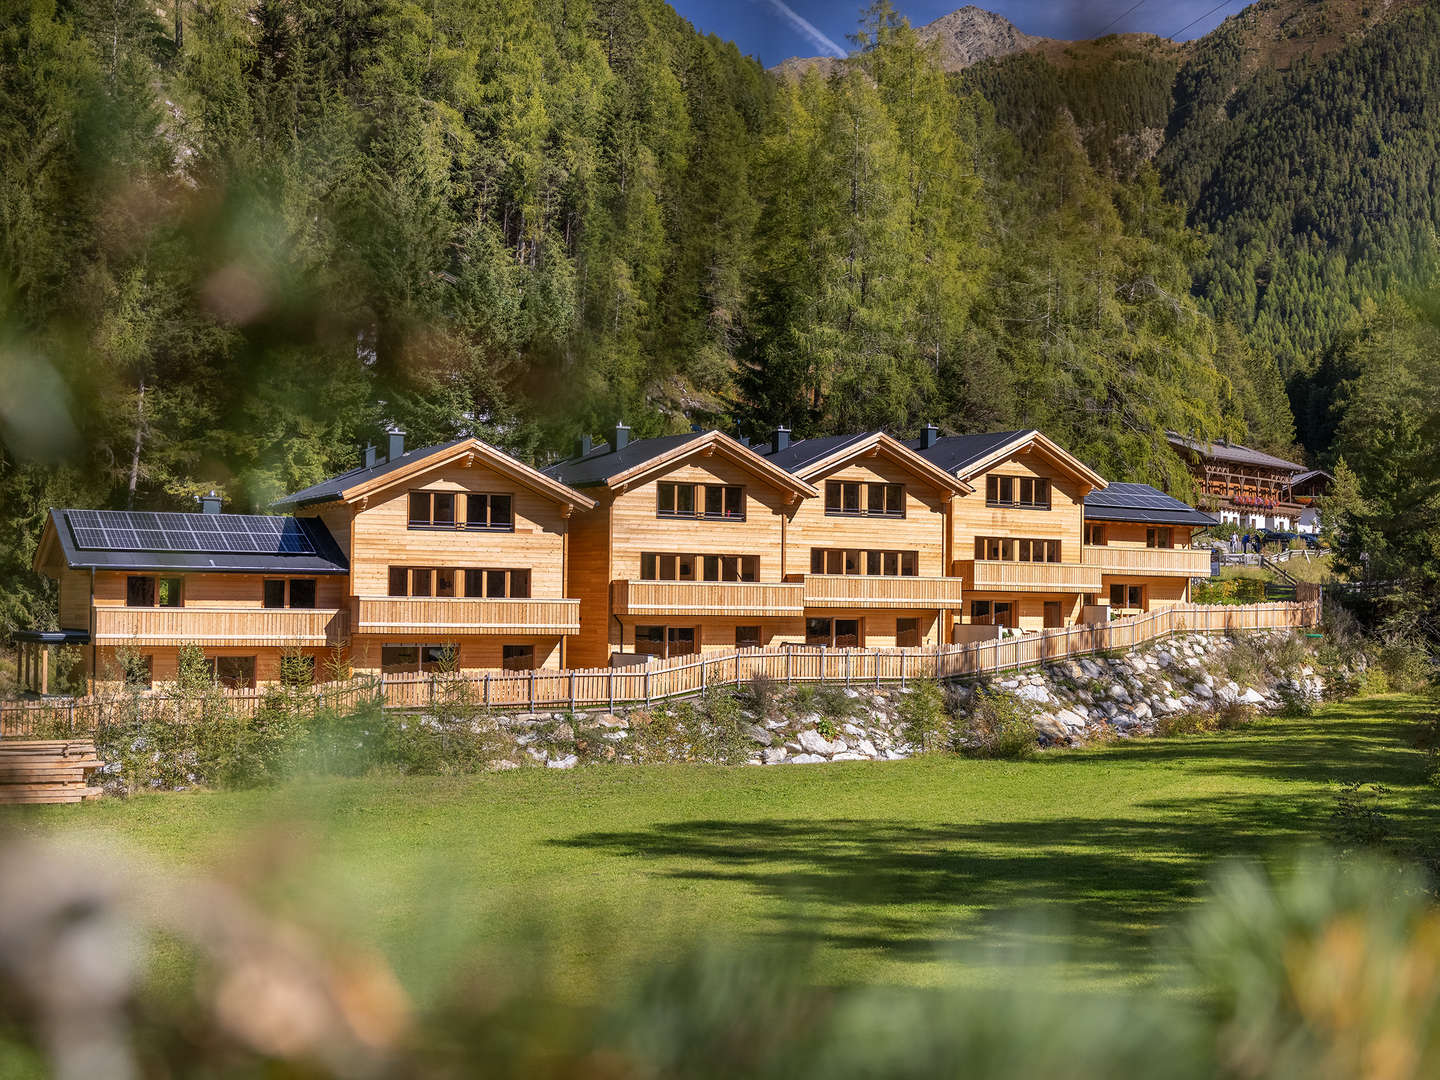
xmin=985 ymin=475 xmax=1051 ymax=510
xmin=126 ymin=576 xmax=182 ymax=608
xmin=380 ymin=644 xmax=455 ymax=673
xmin=970 ymin=600 xmax=1014 ymax=627
xmin=809 ymin=548 xmax=918 ymax=576
xmin=974 ymin=537 xmax=1061 ymax=563
xmin=210 ymin=656 xmax=256 ymax=690
xmin=408 ymin=490 xmax=514 ymax=530
xmin=263 ymin=579 xmax=317 ymax=608
xmin=896 ymin=618 xmax=920 ymax=647
xmin=1146 ymin=526 xmax=1174 ymax=548
xmin=735 ymin=626 xmax=762 ymax=648
xmin=462 ymin=568 xmax=531 ymax=598
xmin=502 ymin=645 xmax=535 ymax=671
xmin=639 ymin=553 xmax=758 ymax=582
xmin=657 ymin=482 xmax=744 ymax=520
xmin=389 ymin=567 xmax=526 ymax=598
xmin=806 ymin=618 xmax=860 ymax=648
xmin=1085 ymin=523 xmax=1107 ymax=546
xmin=824 ymin=481 xmax=904 ymax=517
xmin=1109 ymin=583 xmax=1145 ymax=609
xmin=633 ymin=626 xmax=697 ymax=658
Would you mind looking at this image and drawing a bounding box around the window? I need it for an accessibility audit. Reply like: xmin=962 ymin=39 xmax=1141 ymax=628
xmin=975 ymin=537 xmax=1060 ymax=562
xmin=806 ymin=618 xmax=833 ymax=646
xmin=213 ymin=656 xmax=256 ymax=690
xmin=288 ymin=579 xmax=317 ymax=608
xmin=986 ymin=475 xmax=1050 ymax=509
xmin=434 ymin=570 xmax=455 ymax=598
xmin=736 ymin=626 xmax=761 ymax=648
xmin=896 ymin=618 xmax=920 ymax=648
xmin=1146 ymin=526 xmax=1174 ymax=548
xmin=126 ymin=576 xmax=181 ymax=607
xmin=1085 ymin=523 xmax=1107 ymax=546
xmin=805 ymin=619 xmax=860 ymax=647
xmin=1109 ymin=584 xmax=1145 ymax=609
xmin=1044 ymin=601 xmax=1063 ymax=629
xmin=825 ymin=481 xmax=903 ymax=517
xmin=809 ymin=548 xmax=919 ymax=576
xmin=502 ymin=645 xmax=535 ymax=671
xmin=970 ymin=600 xmax=1014 ymax=627
xmin=640 ymin=553 xmax=756 ymax=581
xmin=466 ymin=493 xmax=513 ymax=530
xmin=634 ymin=626 xmax=666 ymax=657
xmin=381 ymin=645 xmax=419 ymax=673
xmin=632 ymin=626 xmax=695 ymax=658
xmin=834 ymin=619 xmax=860 ymax=647
xmin=411 ymin=568 xmax=434 ymax=597
xmin=389 ymin=567 xmax=408 ymax=596
xmin=668 ymin=627 xmax=697 ymax=656
xmin=657 ymin=482 xmax=744 ymax=520
xmin=461 ymin=568 xmax=530 ymax=598
xmin=263 ymin=580 xmax=286 ymax=608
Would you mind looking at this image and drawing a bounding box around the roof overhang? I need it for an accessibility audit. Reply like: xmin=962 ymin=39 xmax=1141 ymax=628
xmin=605 ymin=431 xmax=820 ymax=500
xmin=792 ymin=432 xmax=973 ymax=494
xmin=331 ymin=438 xmax=595 ymax=514
xmin=954 ymin=430 xmax=1108 ymax=492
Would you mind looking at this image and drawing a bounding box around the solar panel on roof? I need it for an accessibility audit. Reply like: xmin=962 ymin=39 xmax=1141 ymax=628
xmin=65 ymin=510 xmax=320 ymax=556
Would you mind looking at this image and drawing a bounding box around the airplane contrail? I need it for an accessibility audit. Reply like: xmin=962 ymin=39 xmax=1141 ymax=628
xmin=763 ymin=0 xmax=847 ymax=58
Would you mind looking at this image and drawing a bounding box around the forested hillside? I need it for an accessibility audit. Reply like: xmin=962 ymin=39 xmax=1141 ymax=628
xmin=1 ymin=0 xmax=1436 ymax=634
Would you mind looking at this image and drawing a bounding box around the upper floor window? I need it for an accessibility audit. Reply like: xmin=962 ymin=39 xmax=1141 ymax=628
xmin=975 ymin=537 xmax=1061 ymax=563
xmin=388 ymin=566 xmax=529 ymax=598
xmin=263 ymin=578 xmax=317 ymax=609
xmin=127 ymin=575 xmax=182 ymax=608
xmin=809 ymin=548 xmax=918 ymax=576
xmin=986 ymin=475 xmax=1050 ymax=510
xmin=1085 ymin=523 xmax=1107 ymax=546
xmin=657 ymin=482 xmax=744 ymax=520
xmin=640 ymin=552 xmax=758 ymax=582
xmin=407 ymin=490 xmax=514 ymax=530
xmin=824 ymin=481 xmax=904 ymax=517
xmin=1146 ymin=526 xmax=1174 ymax=548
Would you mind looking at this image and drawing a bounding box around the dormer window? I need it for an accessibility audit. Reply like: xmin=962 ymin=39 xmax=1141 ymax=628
xmin=986 ymin=475 xmax=1050 ymax=509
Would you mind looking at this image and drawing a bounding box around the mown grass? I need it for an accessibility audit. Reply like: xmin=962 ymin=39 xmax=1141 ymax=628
xmin=4 ymin=694 xmax=1434 ymax=998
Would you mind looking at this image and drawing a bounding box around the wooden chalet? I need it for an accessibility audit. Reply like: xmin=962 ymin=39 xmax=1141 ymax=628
xmin=1081 ymin=483 xmax=1216 ymax=614
xmin=1167 ymin=432 xmax=1328 ymax=533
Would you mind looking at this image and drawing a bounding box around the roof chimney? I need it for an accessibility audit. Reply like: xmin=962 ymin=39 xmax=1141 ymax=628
xmin=363 ymin=443 xmax=378 ymax=469
xmin=578 ymin=434 xmax=593 ymax=458
xmin=200 ymin=491 xmax=222 ymax=515
xmin=613 ymin=422 xmax=630 ymax=451
xmin=771 ymin=426 xmax=791 ymax=454
xmin=387 ymin=429 xmax=406 ymax=462
xmin=920 ymin=423 xmax=940 ymax=451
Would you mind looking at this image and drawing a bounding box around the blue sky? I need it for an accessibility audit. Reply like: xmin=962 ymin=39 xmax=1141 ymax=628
xmin=669 ymin=1 xmax=1244 ymax=66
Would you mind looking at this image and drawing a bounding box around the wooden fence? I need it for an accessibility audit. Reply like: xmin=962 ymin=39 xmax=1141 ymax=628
xmin=1 ymin=600 xmax=1319 ymax=736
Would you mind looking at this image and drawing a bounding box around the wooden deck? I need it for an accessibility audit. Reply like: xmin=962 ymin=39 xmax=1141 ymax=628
xmin=611 ymin=580 xmax=805 ymax=618
xmin=956 ymin=559 xmax=1103 ymax=593
xmin=800 ymin=574 xmax=965 ymax=609
xmin=354 ymin=597 xmax=581 ymax=635
xmin=1081 ymin=547 xmax=1213 ymax=576
xmin=93 ymin=606 xmax=350 ymax=647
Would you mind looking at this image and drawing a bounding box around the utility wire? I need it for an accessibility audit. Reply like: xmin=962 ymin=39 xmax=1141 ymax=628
xmin=1097 ymin=1 xmax=1148 ymax=38
xmin=1170 ymin=0 xmax=1242 ymax=41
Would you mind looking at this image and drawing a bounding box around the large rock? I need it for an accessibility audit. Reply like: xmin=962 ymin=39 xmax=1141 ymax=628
xmin=744 ymin=723 xmax=774 ymax=746
xmin=798 ymin=729 xmax=842 ymax=756
xmin=787 ymin=753 xmax=826 ymax=765
xmin=546 ymin=754 xmax=578 ymax=770
xmin=1191 ymin=682 xmax=1214 ymax=700
xmin=593 ymin=712 xmax=628 ymax=729
xmin=762 ymin=747 xmax=788 ymax=765
xmin=1014 ymin=684 xmax=1051 ymax=704
xmin=1108 ymin=683 xmax=1130 ymax=702
xmin=1239 ymin=688 xmax=1266 ymax=705
xmin=856 ymin=738 xmax=879 ymax=758
xmin=1055 ymin=709 xmax=1087 ymax=732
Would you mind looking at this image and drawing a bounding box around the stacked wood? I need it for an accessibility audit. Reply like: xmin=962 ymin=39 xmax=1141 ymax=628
xmin=0 ymin=740 xmax=103 ymax=805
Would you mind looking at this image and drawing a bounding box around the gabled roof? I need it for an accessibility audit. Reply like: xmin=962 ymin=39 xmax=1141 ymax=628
xmin=759 ymin=431 xmax=972 ymax=493
xmin=1289 ymin=468 xmax=1333 ymax=486
xmin=37 ymin=509 xmax=350 ymax=575
xmin=275 ymin=437 xmax=593 ymax=512
xmin=1084 ymin=482 xmax=1217 ymax=527
xmin=1166 ymin=432 xmax=1306 ymax=473
xmin=544 ymin=430 xmax=818 ymax=498
xmin=912 ymin=429 xmax=1108 ymax=491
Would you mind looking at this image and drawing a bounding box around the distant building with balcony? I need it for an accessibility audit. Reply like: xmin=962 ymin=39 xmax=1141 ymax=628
xmin=1167 ymin=433 xmax=1330 ymax=533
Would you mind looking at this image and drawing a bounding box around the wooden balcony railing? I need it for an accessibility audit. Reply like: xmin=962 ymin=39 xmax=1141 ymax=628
xmin=612 ymin=580 xmax=804 ymax=618
xmin=801 ymin=574 xmax=965 ymax=609
xmin=955 ymin=559 xmax=1103 ymax=594
xmin=93 ymin=606 xmax=349 ymax=647
xmin=355 ymin=597 xmax=581 ymax=636
xmin=1082 ymin=546 xmax=1213 ymax=577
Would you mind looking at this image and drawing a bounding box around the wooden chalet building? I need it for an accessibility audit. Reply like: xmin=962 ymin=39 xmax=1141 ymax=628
xmin=1167 ymin=432 xmax=1329 ymax=533
xmin=18 ymin=425 xmax=1223 ymax=690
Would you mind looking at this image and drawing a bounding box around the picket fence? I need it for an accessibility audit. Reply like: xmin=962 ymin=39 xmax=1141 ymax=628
xmin=0 ymin=599 xmax=1319 ymax=737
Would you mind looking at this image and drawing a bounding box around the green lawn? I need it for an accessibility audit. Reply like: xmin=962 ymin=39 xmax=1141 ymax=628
xmin=4 ymin=694 xmax=1434 ymax=999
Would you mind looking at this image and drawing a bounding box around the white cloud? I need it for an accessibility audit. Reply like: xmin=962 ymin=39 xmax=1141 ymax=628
xmin=762 ymin=0 xmax=847 ymax=58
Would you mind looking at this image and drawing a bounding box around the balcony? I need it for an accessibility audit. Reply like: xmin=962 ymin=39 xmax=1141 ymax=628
xmin=956 ymin=559 xmax=1102 ymax=594
xmin=1082 ymin=546 xmax=1213 ymax=577
xmin=355 ymin=597 xmax=581 ymax=636
xmin=93 ymin=606 xmax=350 ymax=648
xmin=801 ymin=574 xmax=965 ymax=609
xmin=612 ymin=580 xmax=804 ymax=618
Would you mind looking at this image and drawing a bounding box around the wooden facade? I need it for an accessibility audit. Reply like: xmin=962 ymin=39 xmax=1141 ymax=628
xmin=24 ymin=427 xmax=1226 ymax=689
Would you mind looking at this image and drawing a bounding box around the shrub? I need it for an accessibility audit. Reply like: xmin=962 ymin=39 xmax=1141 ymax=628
xmin=1329 ymin=781 xmax=1394 ymax=854
xmin=1356 ymin=667 xmax=1390 ymax=695
xmin=1374 ymin=634 xmax=1433 ymax=693
xmin=1215 ymin=700 xmax=1258 ymax=731
xmin=737 ymin=673 xmax=780 ymax=720
xmin=693 ymin=689 xmax=752 ymax=765
xmin=1268 ymin=633 xmax=1310 ymax=672
xmin=624 ymin=708 xmax=683 ymax=764
xmin=1155 ymin=711 xmax=1218 ymax=737
xmin=1221 ymin=634 xmax=1267 ymax=685
xmin=896 ymin=680 xmax=949 ymax=753
xmin=812 ymin=684 xmax=860 ymax=724
xmin=957 ymin=686 xmax=1038 ymax=759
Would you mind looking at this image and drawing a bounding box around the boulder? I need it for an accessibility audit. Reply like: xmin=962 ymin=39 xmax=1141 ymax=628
xmin=1239 ymin=688 xmax=1266 ymax=705
xmin=762 ymin=747 xmax=788 ymax=765
xmin=1055 ymin=708 xmax=1088 ymax=732
xmin=787 ymin=753 xmax=826 ymax=765
xmin=831 ymin=752 xmax=869 ymax=761
xmin=798 ymin=729 xmax=842 ymax=756
xmin=856 ymin=739 xmax=879 ymax=758
xmin=593 ymin=712 xmax=628 ymax=729
xmin=546 ymin=754 xmax=578 ymax=770
xmin=1191 ymin=682 xmax=1214 ymax=700
xmin=744 ymin=723 xmax=773 ymax=746
xmin=1108 ymin=683 xmax=1130 ymax=702
xmin=1015 ymin=684 xmax=1051 ymax=704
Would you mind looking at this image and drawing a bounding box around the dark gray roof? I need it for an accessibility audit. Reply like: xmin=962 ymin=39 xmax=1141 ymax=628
xmin=1084 ymin=482 xmax=1217 ymax=527
xmin=275 ymin=438 xmax=469 ymax=509
xmin=1289 ymin=468 xmax=1333 ymax=486
xmin=755 ymin=432 xmax=878 ymax=473
xmin=48 ymin=509 xmax=348 ymax=574
xmin=1166 ymin=432 xmax=1305 ymax=473
xmin=542 ymin=433 xmax=699 ymax=488
xmin=906 ymin=430 xmax=1030 ymax=475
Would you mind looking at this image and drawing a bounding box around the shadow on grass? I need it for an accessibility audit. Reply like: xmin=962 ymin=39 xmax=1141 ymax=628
xmin=553 ymin=697 xmax=1434 ymax=982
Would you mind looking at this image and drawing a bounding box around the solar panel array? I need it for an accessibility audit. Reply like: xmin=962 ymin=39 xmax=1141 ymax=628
xmin=65 ymin=510 xmax=317 ymax=555
xmin=1087 ymin=483 xmax=1188 ymax=510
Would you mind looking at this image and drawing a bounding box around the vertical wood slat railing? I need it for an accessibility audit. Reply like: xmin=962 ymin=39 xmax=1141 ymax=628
xmin=0 ymin=600 xmax=1319 ymax=735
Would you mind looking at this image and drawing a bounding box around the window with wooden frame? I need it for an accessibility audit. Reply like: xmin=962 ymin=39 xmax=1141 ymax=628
xmin=466 ymin=493 xmax=514 ymax=530
xmin=263 ymin=579 xmax=317 ymax=608
xmin=407 ymin=490 xmax=513 ymax=530
xmin=126 ymin=575 xmax=182 ymax=608
xmin=502 ymin=645 xmax=535 ymax=671
xmin=461 ymin=568 xmax=531 ymax=598
xmin=1146 ymin=526 xmax=1174 ymax=548
xmin=656 ymin=482 xmax=744 ymax=520
xmin=386 ymin=567 xmax=458 ymax=598
xmin=809 ymin=548 xmax=918 ymax=576
xmin=985 ymin=474 xmax=1050 ymax=509
xmin=639 ymin=553 xmax=757 ymax=581
xmin=408 ymin=491 xmax=456 ymax=528
xmin=896 ymin=618 xmax=920 ymax=647
xmin=974 ymin=537 xmax=1061 ymax=562
xmin=1109 ymin=583 xmax=1145 ymax=609
xmin=1085 ymin=522 xmax=1107 ymax=546
xmin=824 ymin=480 xmax=904 ymax=517
xmin=735 ymin=626 xmax=762 ymax=648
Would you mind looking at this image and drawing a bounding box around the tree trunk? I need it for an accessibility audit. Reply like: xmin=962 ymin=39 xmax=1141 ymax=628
xmin=127 ymin=377 xmax=146 ymax=509
xmin=173 ymin=0 xmax=183 ymax=52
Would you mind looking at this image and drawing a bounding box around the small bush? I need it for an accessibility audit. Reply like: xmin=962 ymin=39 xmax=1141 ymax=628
xmin=812 ymin=684 xmax=860 ymax=723
xmin=1268 ymin=633 xmax=1310 ymax=672
xmin=815 ymin=717 xmax=838 ymax=740
xmin=1356 ymin=667 xmax=1390 ymax=695
xmin=1215 ymin=700 xmax=1258 ymax=731
xmin=896 ymin=680 xmax=949 ymax=753
xmin=957 ymin=686 xmax=1038 ymax=759
xmin=1155 ymin=711 xmax=1217 ymax=737
xmin=1375 ymin=635 xmax=1433 ymax=693
xmin=737 ymin=673 xmax=780 ymax=720
xmin=1329 ymin=781 xmax=1393 ymax=854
